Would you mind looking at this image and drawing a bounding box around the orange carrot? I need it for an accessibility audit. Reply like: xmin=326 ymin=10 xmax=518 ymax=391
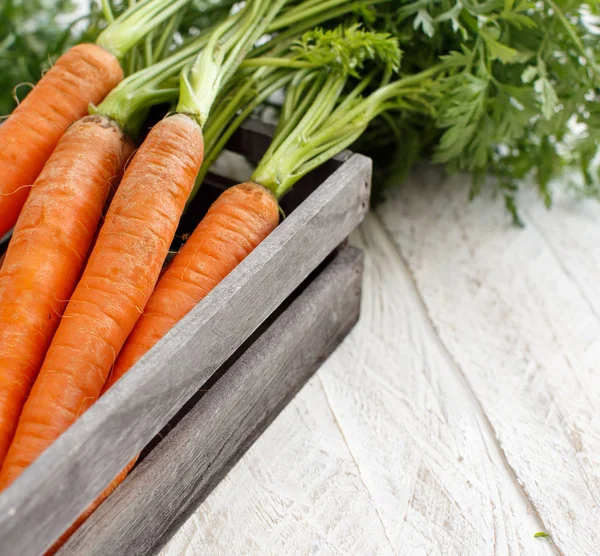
xmin=0 ymin=44 xmax=123 ymax=238
xmin=107 ymin=181 xmax=279 ymax=387
xmin=0 ymin=115 xmax=131 ymax=468
xmin=0 ymin=114 xmax=204 ymax=489
xmin=45 ymin=182 xmax=279 ymax=550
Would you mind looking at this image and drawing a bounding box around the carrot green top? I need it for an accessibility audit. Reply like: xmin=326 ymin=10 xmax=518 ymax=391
xmin=96 ymin=0 xmax=192 ymax=59
xmin=252 ymin=62 xmax=443 ymax=199
xmin=194 ymin=25 xmax=413 ymax=200
xmin=175 ymin=0 xmax=289 ymax=127
xmin=95 ymin=0 xmax=291 ymax=134
xmin=93 ymin=0 xmax=391 ymax=135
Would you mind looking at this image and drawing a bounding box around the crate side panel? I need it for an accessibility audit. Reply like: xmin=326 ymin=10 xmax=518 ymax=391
xmin=0 ymin=155 xmax=371 ymax=556
xmin=61 ymin=247 xmax=364 ymax=556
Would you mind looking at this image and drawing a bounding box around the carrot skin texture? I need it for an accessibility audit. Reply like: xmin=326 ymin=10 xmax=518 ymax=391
xmin=51 ymin=182 xmax=279 ymax=548
xmin=0 ymin=114 xmax=204 ymax=488
xmin=106 ymin=181 xmax=279 ymax=388
xmin=0 ymin=115 xmax=130 ymax=468
xmin=0 ymin=44 xmax=123 ymax=238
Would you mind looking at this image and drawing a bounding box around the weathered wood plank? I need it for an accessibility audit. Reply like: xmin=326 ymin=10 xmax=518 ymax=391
xmin=0 ymin=154 xmax=371 ymax=555
xmin=60 ymin=246 xmax=364 ymax=556
xmin=321 ymin=216 xmax=553 ymax=555
xmin=377 ymin=167 xmax=600 ymax=554
xmin=158 ymin=214 xmax=555 ymax=556
xmin=520 ymin=185 xmax=600 ymax=320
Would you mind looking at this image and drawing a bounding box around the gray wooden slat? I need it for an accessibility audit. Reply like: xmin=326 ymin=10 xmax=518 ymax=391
xmin=60 ymin=246 xmax=363 ymax=556
xmin=0 ymin=154 xmax=371 ymax=555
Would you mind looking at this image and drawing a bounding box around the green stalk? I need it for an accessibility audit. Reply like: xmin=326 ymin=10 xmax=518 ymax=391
xmin=127 ymin=45 xmax=138 ymax=75
xmin=97 ymin=0 xmax=296 ymax=132
xmin=98 ymin=0 xmax=387 ymax=131
xmin=176 ymin=0 xmax=288 ymax=126
xmin=269 ymin=0 xmax=360 ymax=31
xmin=264 ymin=73 xmax=346 ymax=169
xmin=251 ymin=73 xmax=348 ymax=196
xmin=97 ymin=0 xmax=192 ymax=59
xmin=95 ymin=33 xmax=210 ymax=131
xmin=241 ymin=58 xmax=314 ymax=69
xmin=188 ymin=24 xmax=403 ymax=202
xmin=144 ymin=32 xmax=154 ymax=67
xmin=267 ymin=70 xmax=323 ymax=155
xmin=101 ymin=0 xmax=116 ymax=23
xmin=153 ymin=11 xmax=183 ymax=63
xmin=250 ymin=64 xmax=443 ymax=199
xmin=201 ymin=70 xmax=267 ymax=147
xmin=293 ymin=127 xmax=365 ymax=174
xmin=194 ymin=71 xmax=297 ymax=193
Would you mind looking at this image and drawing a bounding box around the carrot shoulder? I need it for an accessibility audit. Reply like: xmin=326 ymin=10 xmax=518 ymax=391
xmin=107 ymin=181 xmax=279 ymax=386
xmin=0 ymin=115 xmax=131 ymax=468
xmin=0 ymin=114 xmax=204 ymax=488
xmin=0 ymin=44 xmax=123 ymax=238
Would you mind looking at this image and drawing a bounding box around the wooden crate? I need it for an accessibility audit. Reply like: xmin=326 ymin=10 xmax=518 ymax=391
xmin=0 ymin=122 xmax=371 ymax=555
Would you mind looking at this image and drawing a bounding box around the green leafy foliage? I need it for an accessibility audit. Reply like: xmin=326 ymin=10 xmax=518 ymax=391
xmin=357 ymin=0 xmax=600 ymax=221
xmin=291 ymin=24 xmax=401 ymax=76
xmin=199 ymin=25 xmax=402 ymax=196
xmin=1 ymin=0 xmax=598 ymax=220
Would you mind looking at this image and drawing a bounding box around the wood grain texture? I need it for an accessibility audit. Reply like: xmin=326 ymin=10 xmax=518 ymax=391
xmin=0 ymin=153 xmax=371 ymax=556
xmin=160 ymin=212 xmax=556 ymax=556
xmin=376 ymin=168 xmax=599 ymax=554
xmin=59 ymin=246 xmax=363 ymax=556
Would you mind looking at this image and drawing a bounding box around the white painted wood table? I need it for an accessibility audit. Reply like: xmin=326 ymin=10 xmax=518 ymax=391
xmin=161 ymin=167 xmax=599 ymax=555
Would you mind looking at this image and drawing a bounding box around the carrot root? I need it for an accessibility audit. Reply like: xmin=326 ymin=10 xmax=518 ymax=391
xmin=0 ymin=114 xmax=204 ymax=489
xmin=0 ymin=115 xmax=131 ymax=468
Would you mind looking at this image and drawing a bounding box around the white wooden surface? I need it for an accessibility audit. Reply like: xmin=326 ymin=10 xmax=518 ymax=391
xmin=159 ymin=167 xmax=599 ymax=555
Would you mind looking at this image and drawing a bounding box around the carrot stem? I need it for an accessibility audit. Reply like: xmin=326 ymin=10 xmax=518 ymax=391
xmin=177 ymin=0 xmax=287 ymax=125
xmin=97 ymin=0 xmax=192 ymax=59
xmin=240 ymin=58 xmax=314 ymax=69
xmin=95 ymin=33 xmax=210 ymax=130
xmin=101 ymin=0 xmax=116 ymax=23
xmin=193 ymin=70 xmax=296 ymax=192
xmin=251 ymin=65 xmax=443 ymax=199
xmin=153 ymin=11 xmax=183 ymax=64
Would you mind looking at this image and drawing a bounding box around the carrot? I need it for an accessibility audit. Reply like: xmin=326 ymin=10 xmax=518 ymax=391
xmin=0 ymin=0 xmax=198 ymax=238
xmin=0 ymin=114 xmax=204 ymax=489
xmin=0 ymin=44 xmax=123 ymax=238
xmin=44 ymin=182 xmax=279 ymax=552
xmin=107 ymin=182 xmax=279 ymax=387
xmin=0 ymin=115 xmax=131 ymax=468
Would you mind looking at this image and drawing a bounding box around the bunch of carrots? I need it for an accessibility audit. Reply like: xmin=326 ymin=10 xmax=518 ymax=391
xmin=0 ymin=0 xmax=427 ymax=551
